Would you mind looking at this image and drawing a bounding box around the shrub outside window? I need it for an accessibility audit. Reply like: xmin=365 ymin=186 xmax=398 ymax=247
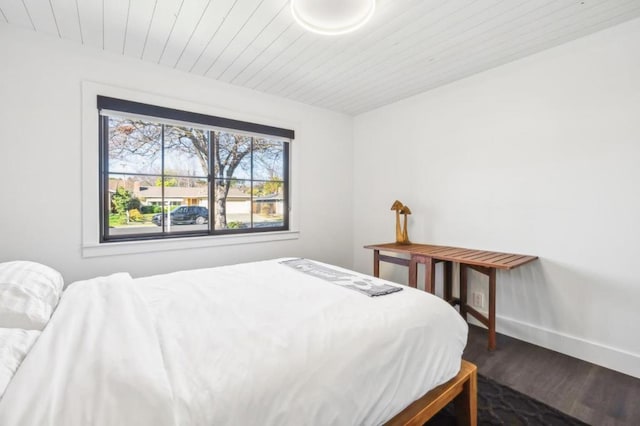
xmin=98 ymin=96 xmax=293 ymax=242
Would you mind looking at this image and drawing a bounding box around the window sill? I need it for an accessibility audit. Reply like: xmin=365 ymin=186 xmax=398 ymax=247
xmin=82 ymin=230 xmax=300 ymax=258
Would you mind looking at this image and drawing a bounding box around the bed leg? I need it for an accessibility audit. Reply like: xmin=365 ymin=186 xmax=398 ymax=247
xmin=454 ymin=363 xmax=477 ymax=426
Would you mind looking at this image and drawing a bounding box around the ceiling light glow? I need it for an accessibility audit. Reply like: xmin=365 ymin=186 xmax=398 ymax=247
xmin=291 ymin=0 xmax=376 ymax=36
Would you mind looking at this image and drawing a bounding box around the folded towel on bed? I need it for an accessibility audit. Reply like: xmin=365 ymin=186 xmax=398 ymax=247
xmin=280 ymin=258 xmax=403 ymax=297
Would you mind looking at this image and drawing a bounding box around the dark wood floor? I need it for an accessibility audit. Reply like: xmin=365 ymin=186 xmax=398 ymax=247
xmin=463 ymin=325 xmax=640 ymax=425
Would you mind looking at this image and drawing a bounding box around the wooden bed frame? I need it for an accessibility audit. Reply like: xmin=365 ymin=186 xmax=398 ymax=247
xmin=385 ymin=360 xmax=477 ymax=426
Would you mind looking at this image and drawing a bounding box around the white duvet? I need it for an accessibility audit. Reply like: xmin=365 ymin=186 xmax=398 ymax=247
xmin=0 ymin=259 xmax=467 ymax=426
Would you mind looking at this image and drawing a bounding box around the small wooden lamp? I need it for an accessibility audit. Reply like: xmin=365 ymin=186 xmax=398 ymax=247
xmin=391 ymin=200 xmax=411 ymax=244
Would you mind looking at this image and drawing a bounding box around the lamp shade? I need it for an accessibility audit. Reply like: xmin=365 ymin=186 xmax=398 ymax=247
xmin=291 ymin=0 xmax=376 ymax=35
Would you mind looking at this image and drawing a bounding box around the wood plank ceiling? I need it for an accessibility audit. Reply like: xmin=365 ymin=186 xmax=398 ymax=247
xmin=1 ymin=0 xmax=639 ymax=115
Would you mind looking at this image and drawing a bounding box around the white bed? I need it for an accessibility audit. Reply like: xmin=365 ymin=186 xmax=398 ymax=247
xmin=0 ymin=258 xmax=467 ymax=426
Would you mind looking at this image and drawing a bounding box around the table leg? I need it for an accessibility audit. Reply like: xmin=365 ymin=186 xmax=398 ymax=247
xmin=424 ymin=257 xmax=436 ymax=293
xmin=444 ymin=261 xmax=452 ymax=302
xmin=408 ymin=257 xmax=418 ymax=288
xmin=459 ymin=265 xmax=468 ymax=321
xmin=373 ymin=249 xmax=380 ymax=277
xmin=488 ymin=268 xmax=496 ymax=351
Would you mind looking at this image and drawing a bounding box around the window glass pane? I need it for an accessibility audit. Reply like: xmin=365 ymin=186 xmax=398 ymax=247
xmin=160 ymin=178 xmax=210 ymax=232
xmin=253 ymin=197 xmax=285 ymax=229
xmin=164 ymin=125 xmax=209 ymax=177
xmin=215 ymin=132 xmax=252 ymax=180
xmin=107 ymin=174 xmax=162 ymax=237
xmin=108 ymin=117 xmax=162 ymax=175
xmin=214 ymin=179 xmax=251 ymax=230
xmin=253 ymin=139 xmax=285 ymax=181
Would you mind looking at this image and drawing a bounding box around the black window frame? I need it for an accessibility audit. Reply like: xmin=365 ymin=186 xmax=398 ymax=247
xmin=98 ymin=96 xmax=294 ymax=243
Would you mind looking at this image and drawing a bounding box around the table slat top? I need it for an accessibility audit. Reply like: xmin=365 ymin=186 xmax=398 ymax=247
xmin=365 ymin=242 xmax=537 ymax=270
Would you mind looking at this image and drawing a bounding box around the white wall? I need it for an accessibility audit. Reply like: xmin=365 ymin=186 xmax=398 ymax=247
xmin=0 ymin=24 xmax=353 ymax=282
xmin=353 ymin=17 xmax=640 ymax=378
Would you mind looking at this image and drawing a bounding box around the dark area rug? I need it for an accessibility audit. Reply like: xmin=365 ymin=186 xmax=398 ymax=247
xmin=426 ymin=374 xmax=589 ymax=426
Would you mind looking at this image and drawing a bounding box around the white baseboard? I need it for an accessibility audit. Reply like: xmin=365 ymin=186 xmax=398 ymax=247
xmin=472 ymin=314 xmax=640 ymax=379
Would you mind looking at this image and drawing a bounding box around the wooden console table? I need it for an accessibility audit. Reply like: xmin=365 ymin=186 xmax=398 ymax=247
xmin=364 ymin=242 xmax=537 ymax=350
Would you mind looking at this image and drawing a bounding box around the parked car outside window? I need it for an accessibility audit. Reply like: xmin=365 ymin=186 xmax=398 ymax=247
xmin=152 ymin=206 xmax=209 ymax=226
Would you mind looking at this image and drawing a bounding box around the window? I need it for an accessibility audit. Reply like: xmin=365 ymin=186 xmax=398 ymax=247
xmin=98 ymin=96 xmax=293 ymax=242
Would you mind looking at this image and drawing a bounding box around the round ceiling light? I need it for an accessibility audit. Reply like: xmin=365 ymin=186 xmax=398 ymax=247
xmin=291 ymin=0 xmax=376 ymax=36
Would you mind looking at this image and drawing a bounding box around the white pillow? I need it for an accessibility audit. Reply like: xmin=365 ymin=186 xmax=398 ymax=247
xmin=0 ymin=261 xmax=64 ymax=330
xmin=0 ymin=328 xmax=41 ymax=399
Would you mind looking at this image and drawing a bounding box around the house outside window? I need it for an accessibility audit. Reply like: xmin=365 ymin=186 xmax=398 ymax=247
xmin=98 ymin=96 xmax=293 ymax=242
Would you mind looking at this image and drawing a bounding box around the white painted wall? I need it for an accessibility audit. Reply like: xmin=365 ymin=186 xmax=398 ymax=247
xmin=353 ymin=17 xmax=640 ymax=378
xmin=0 ymin=24 xmax=353 ymax=282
